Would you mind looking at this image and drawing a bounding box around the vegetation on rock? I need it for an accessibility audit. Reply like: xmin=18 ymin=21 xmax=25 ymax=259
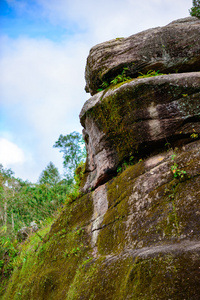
xmin=190 ymin=0 xmax=200 ymax=18
xmin=1 ymin=140 xmax=200 ymax=299
xmin=85 ymin=17 xmax=200 ymax=95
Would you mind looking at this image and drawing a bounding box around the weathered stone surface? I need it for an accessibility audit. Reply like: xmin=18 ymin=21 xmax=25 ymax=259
xmin=17 ymin=227 xmax=31 ymax=241
xmin=96 ymin=140 xmax=200 ymax=255
xmin=4 ymin=140 xmax=200 ymax=299
xmin=80 ymin=72 xmax=200 ymax=192
xmin=17 ymin=221 xmax=39 ymax=241
xmin=85 ymin=17 xmax=200 ymax=95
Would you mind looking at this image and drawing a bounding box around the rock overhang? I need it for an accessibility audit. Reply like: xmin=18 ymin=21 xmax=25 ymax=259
xmin=84 ymin=17 xmax=200 ymax=95
xmin=80 ymin=72 xmax=200 ymax=192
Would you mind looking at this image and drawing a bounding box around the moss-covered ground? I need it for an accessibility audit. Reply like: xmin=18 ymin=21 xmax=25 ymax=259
xmin=1 ymin=142 xmax=200 ymax=299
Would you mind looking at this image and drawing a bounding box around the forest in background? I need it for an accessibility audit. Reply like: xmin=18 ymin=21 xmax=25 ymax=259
xmin=0 ymin=131 xmax=85 ymax=282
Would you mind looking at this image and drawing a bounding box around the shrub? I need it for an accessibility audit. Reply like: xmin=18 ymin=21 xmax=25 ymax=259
xmin=189 ymin=0 xmax=200 ymax=18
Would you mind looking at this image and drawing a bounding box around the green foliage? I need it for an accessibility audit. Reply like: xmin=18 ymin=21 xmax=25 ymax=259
xmin=189 ymin=0 xmax=200 ymax=17
xmin=0 ymin=131 xmax=87 ymax=295
xmin=190 ymin=129 xmax=199 ymax=139
xmin=110 ymin=67 xmax=131 ymax=85
xmin=117 ymin=155 xmax=135 ymax=173
xmin=97 ymin=69 xmax=165 ymax=92
xmin=0 ymin=218 xmax=53 ymax=294
xmin=0 ymin=164 xmax=14 ymax=179
xmin=0 ymin=234 xmax=18 ymax=277
xmin=171 ymin=163 xmax=187 ymax=179
xmin=170 ymin=151 xmax=188 ymax=180
xmin=191 ymin=133 xmax=199 ymax=139
xmin=38 ymin=162 xmax=61 ymax=187
xmin=97 ymin=81 xmax=109 ymax=91
xmin=97 ymin=67 xmax=131 ymax=92
xmin=74 ymin=160 xmax=85 ymax=186
xmin=137 ymin=70 xmax=164 ymax=78
xmin=53 ymin=131 xmax=86 ymax=180
xmin=0 ymin=183 xmax=67 ymax=233
xmin=0 ymin=130 xmax=86 ymax=245
xmin=0 ymin=163 xmax=71 ymax=246
xmin=64 ymin=245 xmax=83 ymax=257
xmin=65 ymin=161 xmax=85 ymax=204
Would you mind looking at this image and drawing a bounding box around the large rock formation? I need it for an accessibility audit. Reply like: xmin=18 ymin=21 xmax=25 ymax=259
xmin=80 ymin=72 xmax=200 ymax=192
xmin=3 ymin=140 xmax=200 ymax=300
xmin=85 ymin=17 xmax=200 ymax=95
xmin=3 ymin=18 xmax=200 ymax=300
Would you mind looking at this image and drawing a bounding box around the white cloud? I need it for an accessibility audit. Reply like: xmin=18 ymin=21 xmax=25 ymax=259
xmin=0 ymin=35 xmax=88 ymax=134
xmin=6 ymin=0 xmax=192 ymax=43
xmin=0 ymin=137 xmax=25 ymax=167
xmin=0 ymin=0 xmax=193 ymax=181
xmin=0 ymin=35 xmax=89 ymax=182
xmin=37 ymin=0 xmax=192 ymax=42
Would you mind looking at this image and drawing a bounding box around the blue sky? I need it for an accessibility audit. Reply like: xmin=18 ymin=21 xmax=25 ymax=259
xmin=0 ymin=0 xmax=192 ymax=182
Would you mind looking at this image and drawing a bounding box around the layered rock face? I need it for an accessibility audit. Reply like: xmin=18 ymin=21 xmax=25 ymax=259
xmin=3 ymin=18 xmax=200 ymax=300
xmin=4 ymin=141 xmax=200 ymax=300
xmin=81 ymin=71 xmax=200 ymax=192
xmin=77 ymin=16 xmax=199 ymax=299
xmin=85 ymin=17 xmax=200 ymax=95
xmin=82 ymin=16 xmax=200 ymax=192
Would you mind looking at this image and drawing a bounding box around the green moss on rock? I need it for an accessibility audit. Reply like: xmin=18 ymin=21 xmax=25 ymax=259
xmin=2 ymin=142 xmax=200 ymax=300
xmin=3 ymin=193 xmax=93 ymax=300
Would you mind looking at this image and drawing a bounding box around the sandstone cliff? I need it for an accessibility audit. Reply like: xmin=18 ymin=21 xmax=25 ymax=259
xmin=85 ymin=16 xmax=200 ymax=95
xmin=3 ymin=17 xmax=200 ymax=300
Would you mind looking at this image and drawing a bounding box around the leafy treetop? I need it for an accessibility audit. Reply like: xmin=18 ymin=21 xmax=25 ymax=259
xmin=190 ymin=0 xmax=200 ymax=17
xmin=53 ymin=131 xmax=86 ymax=179
xmin=38 ymin=162 xmax=61 ymax=187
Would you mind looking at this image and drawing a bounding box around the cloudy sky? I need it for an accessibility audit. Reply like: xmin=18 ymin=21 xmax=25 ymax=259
xmin=0 ymin=0 xmax=192 ymax=183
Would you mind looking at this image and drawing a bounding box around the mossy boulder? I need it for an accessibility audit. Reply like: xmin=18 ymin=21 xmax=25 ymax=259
xmin=80 ymin=72 xmax=200 ymax=192
xmin=3 ymin=140 xmax=200 ymax=299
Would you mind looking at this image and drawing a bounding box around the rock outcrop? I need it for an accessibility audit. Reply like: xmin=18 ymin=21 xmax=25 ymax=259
xmin=3 ymin=140 xmax=200 ymax=300
xmin=3 ymin=18 xmax=200 ymax=300
xmin=85 ymin=17 xmax=200 ymax=95
xmin=80 ymin=72 xmax=200 ymax=192
xmin=17 ymin=221 xmax=39 ymax=241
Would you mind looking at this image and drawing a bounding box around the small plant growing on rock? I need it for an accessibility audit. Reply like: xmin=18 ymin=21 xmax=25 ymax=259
xmin=191 ymin=133 xmax=199 ymax=139
xmin=64 ymin=245 xmax=83 ymax=257
xmin=98 ymin=67 xmax=131 ymax=91
xmin=189 ymin=0 xmax=200 ymax=18
xmin=190 ymin=129 xmax=199 ymax=139
xmin=110 ymin=67 xmax=131 ymax=85
xmin=97 ymin=81 xmax=109 ymax=92
xmin=137 ymin=70 xmax=164 ymax=78
xmin=117 ymin=162 xmax=127 ymax=173
xmin=171 ymin=163 xmax=187 ymax=179
xmin=98 ymin=69 xmax=165 ymax=92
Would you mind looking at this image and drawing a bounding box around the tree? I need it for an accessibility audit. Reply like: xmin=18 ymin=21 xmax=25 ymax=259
xmin=38 ymin=162 xmax=61 ymax=187
xmin=0 ymin=164 xmax=14 ymax=179
xmin=53 ymin=131 xmax=86 ymax=179
xmin=190 ymin=0 xmax=200 ymax=17
xmin=0 ymin=165 xmax=16 ymax=231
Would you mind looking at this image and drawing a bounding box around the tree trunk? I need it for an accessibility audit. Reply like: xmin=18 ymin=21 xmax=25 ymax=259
xmin=12 ymin=212 xmax=14 ymax=230
xmin=4 ymin=201 xmax=7 ymax=226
